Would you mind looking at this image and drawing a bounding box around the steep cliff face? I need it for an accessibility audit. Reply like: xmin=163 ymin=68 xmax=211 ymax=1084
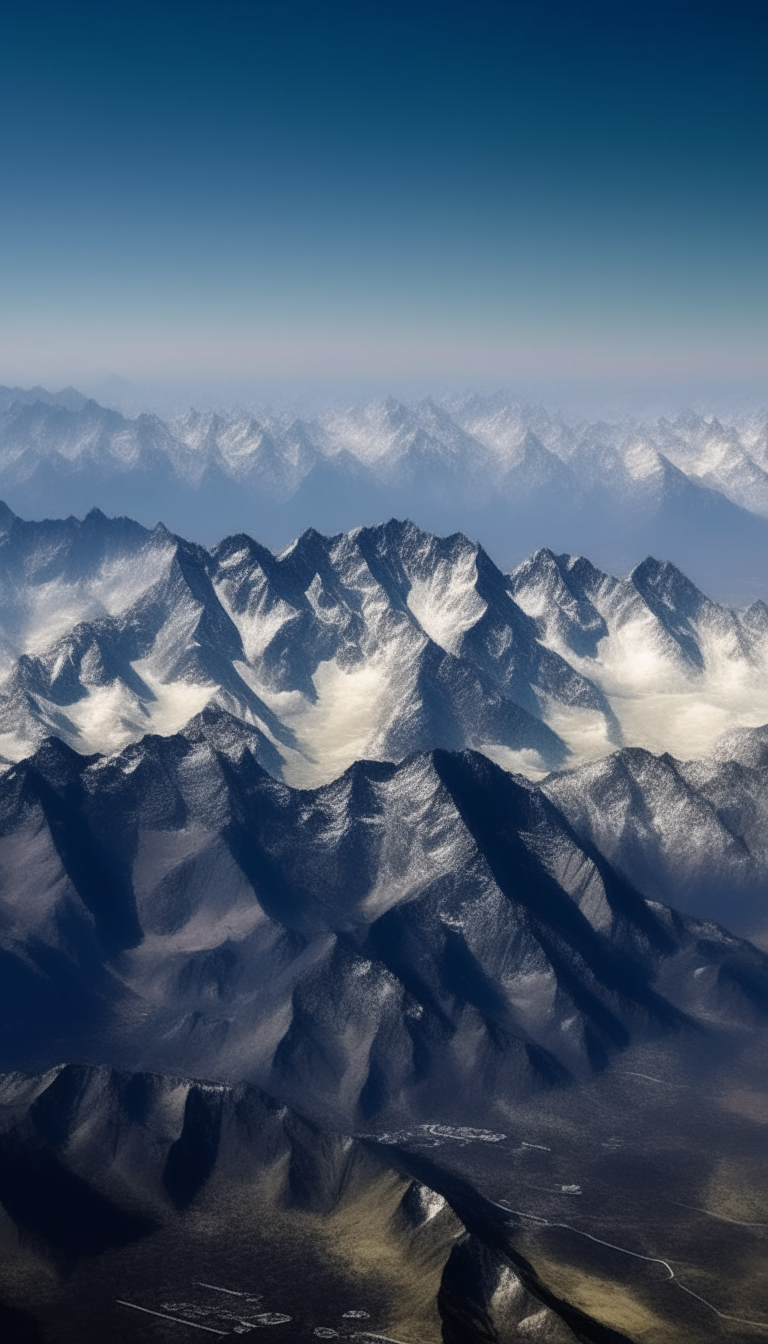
xmin=543 ymin=725 xmax=768 ymax=945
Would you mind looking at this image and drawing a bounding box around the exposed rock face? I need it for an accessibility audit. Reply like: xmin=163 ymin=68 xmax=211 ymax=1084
xmin=0 ymin=712 xmax=765 ymax=1124
xmin=439 ymin=1236 xmax=580 ymax=1343
xmin=542 ymin=726 xmax=768 ymax=945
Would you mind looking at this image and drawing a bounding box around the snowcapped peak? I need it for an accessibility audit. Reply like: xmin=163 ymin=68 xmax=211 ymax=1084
xmin=2 ymin=390 xmax=767 ymax=560
xmin=512 ymin=546 xmax=560 ymax=575
xmin=0 ymin=507 xmax=766 ymax=784
xmin=623 ymin=441 xmax=664 ymax=480
xmin=150 ymin=519 xmax=175 ymax=540
xmin=743 ymin=598 xmax=768 ymax=634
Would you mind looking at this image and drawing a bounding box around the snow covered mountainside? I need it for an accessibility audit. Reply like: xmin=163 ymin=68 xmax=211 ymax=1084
xmin=1 ymin=387 xmax=767 ymax=593
xmin=543 ymin=725 xmax=768 ymax=947
xmin=509 ymin=546 xmax=768 ymax=763
xmin=1 ymin=506 xmax=768 ymax=787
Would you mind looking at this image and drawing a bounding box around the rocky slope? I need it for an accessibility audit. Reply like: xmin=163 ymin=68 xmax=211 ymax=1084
xmin=543 ymin=724 xmax=768 ymax=947
xmin=1 ymin=710 xmax=765 ymax=1122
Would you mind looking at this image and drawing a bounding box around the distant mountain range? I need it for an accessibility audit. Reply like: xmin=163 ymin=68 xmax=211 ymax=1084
xmin=1 ymin=386 xmax=767 ymax=594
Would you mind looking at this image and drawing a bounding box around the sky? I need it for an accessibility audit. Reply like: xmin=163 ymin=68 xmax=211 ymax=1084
xmin=1 ymin=0 xmax=766 ymax=401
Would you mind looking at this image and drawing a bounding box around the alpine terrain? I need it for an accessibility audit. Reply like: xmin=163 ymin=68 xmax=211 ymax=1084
xmin=0 ymin=503 xmax=766 ymax=1344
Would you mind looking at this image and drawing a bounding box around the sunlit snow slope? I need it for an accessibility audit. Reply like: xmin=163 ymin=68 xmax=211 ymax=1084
xmin=509 ymin=548 xmax=768 ymax=763
xmin=1 ymin=506 xmax=768 ymax=784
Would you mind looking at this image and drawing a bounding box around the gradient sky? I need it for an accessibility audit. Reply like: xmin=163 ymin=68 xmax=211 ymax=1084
xmin=1 ymin=0 xmax=766 ymax=396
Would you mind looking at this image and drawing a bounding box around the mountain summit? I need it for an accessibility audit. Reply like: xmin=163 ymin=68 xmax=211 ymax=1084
xmin=0 ymin=508 xmax=767 ymax=783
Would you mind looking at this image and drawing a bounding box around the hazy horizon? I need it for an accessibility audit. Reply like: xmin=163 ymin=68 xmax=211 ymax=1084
xmin=4 ymin=374 xmax=767 ymax=424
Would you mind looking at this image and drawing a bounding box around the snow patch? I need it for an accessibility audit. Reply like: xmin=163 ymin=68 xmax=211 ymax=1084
xmin=62 ymin=666 xmax=214 ymax=756
xmin=237 ymin=653 xmax=396 ymax=788
xmin=479 ymin=743 xmax=550 ymax=780
xmin=406 ymin=551 xmax=486 ymax=655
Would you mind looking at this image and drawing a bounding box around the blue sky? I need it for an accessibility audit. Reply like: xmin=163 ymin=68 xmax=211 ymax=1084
xmin=1 ymin=0 xmax=765 ymax=398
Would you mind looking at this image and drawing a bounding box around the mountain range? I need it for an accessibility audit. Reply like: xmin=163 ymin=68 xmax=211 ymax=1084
xmin=1 ymin=507 xmax=768 ymax=796
xmin=1 ymin=387 xmax=767 ymax=595
xmin=1 ymin=500 xmax=767 ymax=1342
xmin=2 ymin=704 xmax=767 ymax=1341
xmin=4 ymin=706 xmax=765 ymax=1109
xmin=1 ymin=714 xmax=766 ymax=1341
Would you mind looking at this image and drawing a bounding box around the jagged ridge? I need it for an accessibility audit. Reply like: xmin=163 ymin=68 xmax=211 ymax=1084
xmin=1 ymin=709 xmax=765 ymax=1124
